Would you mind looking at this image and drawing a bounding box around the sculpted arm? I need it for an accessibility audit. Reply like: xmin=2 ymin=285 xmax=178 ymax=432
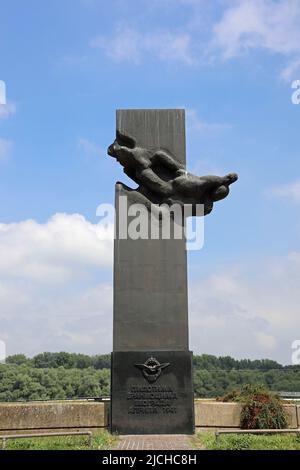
xmin=151 ymin=150 xmax=184 ymax=173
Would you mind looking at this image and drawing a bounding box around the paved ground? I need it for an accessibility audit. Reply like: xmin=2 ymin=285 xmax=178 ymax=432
xmin=114 ymin=434 xmax=193 ymax=450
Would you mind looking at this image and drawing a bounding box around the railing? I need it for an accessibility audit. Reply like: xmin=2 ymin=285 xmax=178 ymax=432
xmin=0 ymin=396 xmax=110 ymax=404
xmin=0 ymin=431 xmax=93 ymax=450
xmin=215 ymin=428 xmax=300 ymax=442
xmin=278 ymin=392 xmax=300 ymax=400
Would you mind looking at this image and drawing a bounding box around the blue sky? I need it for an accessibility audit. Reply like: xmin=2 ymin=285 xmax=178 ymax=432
xmin=0 ymin=0 xmax=300 ymax=362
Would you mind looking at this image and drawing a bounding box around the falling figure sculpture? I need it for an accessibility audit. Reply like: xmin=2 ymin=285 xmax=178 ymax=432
xmin=108 ymin=130 xmax=238 ymax=217
xmin=109 ymin=109 xmax=238 ymax=435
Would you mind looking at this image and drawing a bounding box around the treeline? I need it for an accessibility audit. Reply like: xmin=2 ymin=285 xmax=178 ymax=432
xmin=0 ymin=353 xmax=299 ymax=402
xmin=193 ymin=355 xmax=286 ymax=371
xmin=6 ymin=352 xmax=298 ymax=371
xmin=0 ymin=365 xmax=110 ymax=402
xmin=6 ymin=352 xmax=111 ymax=369
xmin=193 ymin=369 xmax=300 ymax=398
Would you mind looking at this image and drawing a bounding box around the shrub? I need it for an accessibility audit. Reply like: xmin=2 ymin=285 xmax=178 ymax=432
xmin=218 ymin=384 xmax=287 ymax=429
xmin=241 ymin=393 xmax=287 ymax=429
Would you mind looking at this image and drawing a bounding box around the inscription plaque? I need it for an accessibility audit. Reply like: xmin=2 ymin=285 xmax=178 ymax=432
xmin=111 ymin=351 xmax=194 ymax=434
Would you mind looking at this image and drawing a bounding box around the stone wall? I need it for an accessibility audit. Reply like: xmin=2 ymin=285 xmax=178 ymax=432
xmin=0 ymin=401 xmax=109 ymax=435
xmin=0 ymin=400 xmax=298 ymax=435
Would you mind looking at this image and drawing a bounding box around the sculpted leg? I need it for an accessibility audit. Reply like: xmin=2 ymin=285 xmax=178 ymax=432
xmin=136 ymin=168 xmax=173 ymax=196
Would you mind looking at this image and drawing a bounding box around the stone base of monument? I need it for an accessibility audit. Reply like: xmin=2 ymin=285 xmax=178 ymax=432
xmin=110 ymin=351 xmax=194 ymax=435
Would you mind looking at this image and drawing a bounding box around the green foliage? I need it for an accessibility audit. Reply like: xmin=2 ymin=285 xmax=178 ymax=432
xmin=193 ymin=367 xmax=300 ymax=399
xmin=5 ymin=352 xmax=290 ymax=371
xmin=241 ymin=394 xmax=287 ymax=429
xmin=192 ymin=355 xmax=283 ymax=371
xmin=218 ymin=434 xmax=252 ymax=450
xmin=196 ymin=432 xmax=300 ymax=450
xmin=0 ymin=353 xmax=299 ymax=401
xmin=217 ymin=384 xmax=287 ymax=429
xmin=5 ymin=431 xmax=117 ymax=450
xmin=5 ymin=354 xmax=30 ymax=366
xmin=0 ymin=364 xmax=110 ymax=401
xmin=29 ymin=352 xmax=111 ymax=369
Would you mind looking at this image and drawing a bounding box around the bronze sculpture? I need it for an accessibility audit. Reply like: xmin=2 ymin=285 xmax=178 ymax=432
xmin=108 ymin=130 xmax=238 ymax=216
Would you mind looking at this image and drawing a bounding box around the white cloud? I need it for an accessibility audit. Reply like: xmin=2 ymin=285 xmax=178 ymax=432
xmin=78 ymin=138 xmax=104 ymax=157
xmin=0 ymin=102 xmax=16 ymax=119
xmin=281 ymin=59 xmax=300 ymax=82
xmin=90 ymin=25 xmax=195 ymax=65
xmin=0 ymin=213 xmax=113 ymax=282
xmin=189 ymin=253 xmax=300 ymax=363
xmin=0 ymin=80 xmax=6 ymax=105
xmin=0 ymin=212 xmax=299 ymax=363
xmin=0 ymin=213 xmax=114 ymax=356
xmin=0 ymin=138 xmax=13 ymax=161
xmin=255 ymin=331 xmax=276 ymax=351
xmin=211 ymin=0 xmax=300 ymax=80
xmin=87 ymin=1 xmax=300 ymax=78
xmin=268 ymin=180 xmax=300 ymax=204
xmin=0 ymin=280 xmax=113 ymax=356
xmin=186 ymin=108 xmax=231 ymax=133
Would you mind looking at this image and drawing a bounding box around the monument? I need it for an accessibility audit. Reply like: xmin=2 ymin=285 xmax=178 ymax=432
xmin=108 ymin=109 xmax=237 ymax=435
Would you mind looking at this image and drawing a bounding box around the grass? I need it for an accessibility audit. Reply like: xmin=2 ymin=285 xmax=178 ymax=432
xmin=3 ymin=431 xmax=118 ymax=450
xmin=194 ymin=431 xmax=300 ymax=450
